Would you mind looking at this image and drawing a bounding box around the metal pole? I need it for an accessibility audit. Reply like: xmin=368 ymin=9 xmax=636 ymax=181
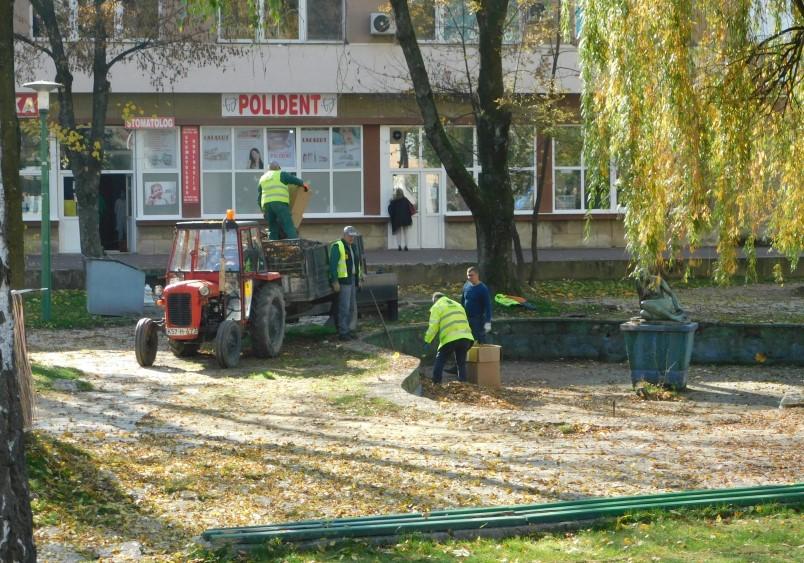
xmin=39 ymin=107 xmax=51 ymax=321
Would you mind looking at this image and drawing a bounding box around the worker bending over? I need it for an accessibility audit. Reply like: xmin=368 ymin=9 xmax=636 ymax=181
xmin=424 ymin=292 xmax=474 ymax=384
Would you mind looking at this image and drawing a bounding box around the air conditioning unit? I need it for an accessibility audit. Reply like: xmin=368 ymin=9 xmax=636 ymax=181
xmin=370 ymin=13 xmax=395 ymax=35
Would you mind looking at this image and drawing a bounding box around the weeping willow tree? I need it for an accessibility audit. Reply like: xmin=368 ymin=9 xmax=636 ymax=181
xmin=580 ymin=0 xmax=803 ymax=282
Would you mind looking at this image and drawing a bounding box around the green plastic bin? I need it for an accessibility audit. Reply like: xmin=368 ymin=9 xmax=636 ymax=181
xmin=620 ymin=321 xmax=698 ymax=389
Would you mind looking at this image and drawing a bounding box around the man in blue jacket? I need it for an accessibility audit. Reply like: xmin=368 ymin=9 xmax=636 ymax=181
xmin=461 ymin=266 xmax=492 ymax=342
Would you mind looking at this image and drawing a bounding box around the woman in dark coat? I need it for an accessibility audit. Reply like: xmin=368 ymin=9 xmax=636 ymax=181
xmin=388 ymin=188 xmax=415 ymax=250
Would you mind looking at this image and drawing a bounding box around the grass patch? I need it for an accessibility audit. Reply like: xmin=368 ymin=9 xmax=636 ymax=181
xmin=31 ymin=362 xmax=93 ymax=392
xmin=329 ymin=392 xmax=402 ymax=417
xmin=213 ymin=503 xmax=803 ymax=562
xmin=22 ymin=290 xmax=132 ymax=330
xmin=635 ymin=382 xmax=682 ymax=401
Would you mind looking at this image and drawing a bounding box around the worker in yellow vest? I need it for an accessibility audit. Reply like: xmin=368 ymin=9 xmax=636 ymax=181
xmin=258 ymin=161 xmax=309 ymax=240
xmin=424 ymin=292 xmax=475 ymax=384
xmin=329 ymin=226 xmax=363 ymax=341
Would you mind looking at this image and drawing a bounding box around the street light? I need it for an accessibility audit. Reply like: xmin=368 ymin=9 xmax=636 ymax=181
xmin=22 ymin=80 xmax=62 ymax=322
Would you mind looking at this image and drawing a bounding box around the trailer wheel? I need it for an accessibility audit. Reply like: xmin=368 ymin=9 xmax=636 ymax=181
xmin=169 ymin=340 xmax=200 ymax=358
xmin=135 ymin=318 xmax=158 ymax=367
xmin=251 ymin=282 xmax=285 ymax=358
xmin=215 ymin=320 xmax=242 ymax=368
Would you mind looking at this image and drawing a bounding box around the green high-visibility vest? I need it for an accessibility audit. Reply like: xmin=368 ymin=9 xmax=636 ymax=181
xmin=259 ymin=170 xmax=289 ymax=206
xmin=495 ymin=293 xmax=522 ymax=307
xmin=331 ymin=239 xmax=362 ymax=280
xmin=425 ymin=296 xmax=473 ymax=349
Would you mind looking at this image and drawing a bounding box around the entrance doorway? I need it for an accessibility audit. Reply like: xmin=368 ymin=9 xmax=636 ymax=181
xmin=99 ymin=174 xmax=129 ymax=252
xmin=58 ymin=173 xmax=132 ymax=253
xmin=389 ymin=171 xmax=443 ymax=249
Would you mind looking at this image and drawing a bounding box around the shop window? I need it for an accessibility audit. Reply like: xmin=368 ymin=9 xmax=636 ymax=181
xmin=218 ymin=0 xmax=342 ymax=42
xmin=552 ymin=125 xmax=616 ymax=212
xmin=138 ymin=128 xmax=180 ymax=217
xmin=59 ymin=126 xmax=133 ymax=171
xmin=200 ymin=126 xmax=361 ymax=218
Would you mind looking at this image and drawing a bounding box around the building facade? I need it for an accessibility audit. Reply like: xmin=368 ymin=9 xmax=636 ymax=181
xmin=13 ymin=0 xmax=625 ymax=255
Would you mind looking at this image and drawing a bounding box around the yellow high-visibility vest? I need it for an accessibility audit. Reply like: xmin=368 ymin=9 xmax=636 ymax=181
xmin=331 ymin=239 xmax=362 ymax=280
xmin=425 ymin=296 xmax=473 ymax=349
xmin=259 ymin=170 xmax=289 ymax=206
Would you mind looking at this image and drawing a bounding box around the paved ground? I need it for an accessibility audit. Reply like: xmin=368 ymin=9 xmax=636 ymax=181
xmin=29 ymin=324 xmax=803 ymax=560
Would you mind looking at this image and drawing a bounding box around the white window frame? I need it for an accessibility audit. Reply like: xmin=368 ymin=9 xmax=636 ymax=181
xmin=217 ymin=0 xmax=344 ymax=43
xmin=199 ymin=125 xmax=364 ymax=219
xmin=136 ymin=128 xmax=182 ymax=220
xmin=551 ymin=124 xmax=617 ymax=213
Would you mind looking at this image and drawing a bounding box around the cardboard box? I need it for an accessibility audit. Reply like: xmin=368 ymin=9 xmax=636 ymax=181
xmin=467 ymin=362 xmax=501 ymax=388
xmin=466 ymin=344 xmax=502 ymax=388
xmin=467 ymin=344 xmax=501 ymax=363
xmin=289 ymin=185 xmax=311 ymax=228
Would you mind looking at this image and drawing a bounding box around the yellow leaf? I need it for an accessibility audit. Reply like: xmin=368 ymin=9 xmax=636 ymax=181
xmin=754 ymin=352 xmax=767 ymax=363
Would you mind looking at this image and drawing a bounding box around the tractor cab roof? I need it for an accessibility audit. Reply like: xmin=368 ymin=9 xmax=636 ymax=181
xmin=176 ymin=220 xmax=262 ymax=229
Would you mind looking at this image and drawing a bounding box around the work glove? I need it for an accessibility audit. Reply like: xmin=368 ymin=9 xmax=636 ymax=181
xmin=484 ymin=322 xmax=492 ymax=332
xmin=303 ymin=182 xmax=310 ymax=192
xmin=331 ymin=280 xmax=341 ymax=293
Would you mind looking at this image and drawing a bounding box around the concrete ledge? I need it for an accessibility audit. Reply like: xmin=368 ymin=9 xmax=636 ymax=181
xmin=364 ymin=318 xmax=804 ymax=366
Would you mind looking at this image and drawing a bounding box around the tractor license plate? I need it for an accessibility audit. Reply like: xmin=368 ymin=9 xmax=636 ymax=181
xmin=166 ymin=327 xmax=199 ymax=336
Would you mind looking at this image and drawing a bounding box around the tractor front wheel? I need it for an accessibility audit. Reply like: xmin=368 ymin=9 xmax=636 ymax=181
xmin=215 ymin=320 xmax=242 ymax=368
xmin=135 ymin=318 xmax=159 ymax=367
xmin=251 ymin=282 xmax=286 ymax=358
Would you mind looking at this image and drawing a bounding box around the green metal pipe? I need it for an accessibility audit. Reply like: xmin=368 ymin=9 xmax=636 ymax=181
xmin=203 ymin=483 xmax=802 ymax=538
xmin=203 ymin=484 xmax=803 ymax=544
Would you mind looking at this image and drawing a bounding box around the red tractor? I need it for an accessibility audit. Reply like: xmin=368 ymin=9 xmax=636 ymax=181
xmin=135 ymin=214 xmax=295 ymax=368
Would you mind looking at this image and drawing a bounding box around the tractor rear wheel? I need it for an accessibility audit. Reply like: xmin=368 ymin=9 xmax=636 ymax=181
xmin=169 ymin=340 xmax=200 ymax=358
xmin=251 ymin=282 xmax=285 ymax=358
xmin=215 ymin=320 xmax=242 ymax=368
xmin=135 ymin=318 xmax=158 ymax=367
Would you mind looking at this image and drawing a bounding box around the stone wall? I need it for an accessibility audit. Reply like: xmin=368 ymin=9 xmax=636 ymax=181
xmin=364 ymin=319 xmax=804 ymax=366
xmin=445 ymin=219 xmax=627 ymax=250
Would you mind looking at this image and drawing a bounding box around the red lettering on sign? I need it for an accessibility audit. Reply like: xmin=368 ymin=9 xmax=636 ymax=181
xmin=310 ymin=94 xmax=321 ymax=114
xmin=299 ymin=95 xmax=310 ymax=115
xmin=181 ymin=126 xmax=201 ymax=205
xmin=239 ymin=95 xmax=249 ymax=114
xmin=289 ymin=94 xmax=299 ymax=115
xmin=276 ymin=95 xmax=288 ymax=115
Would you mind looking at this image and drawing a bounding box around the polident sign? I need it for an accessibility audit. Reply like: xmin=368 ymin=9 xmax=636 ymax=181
xmin=221 ymin=93 xmax=338 ymax=117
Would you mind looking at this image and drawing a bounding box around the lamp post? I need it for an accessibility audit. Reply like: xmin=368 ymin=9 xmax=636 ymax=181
xmin=22 ymin=80 xmax=62 ymax=322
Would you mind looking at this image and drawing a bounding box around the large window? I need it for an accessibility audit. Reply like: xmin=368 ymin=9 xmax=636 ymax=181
xmin=21 ymin=128 xmax=43 ymax=221
xmin=138 ymin=128 xmax=181 ymax=218
xmin=218 ymin=0 xmax=343 ymax=42
xmin=200 ymin=126 xmax=362 ymax=217
xmin=552 ymin=125 xmax=616 ymax=212
xmin=32 ymin=0 xmax=161 ymax=40
xmin=410 ymin=0 xmax=533 ymax=43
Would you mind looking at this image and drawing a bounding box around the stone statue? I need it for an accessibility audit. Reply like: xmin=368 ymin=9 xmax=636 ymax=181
xmin=635 ymin=273 xmax=688 ymax=322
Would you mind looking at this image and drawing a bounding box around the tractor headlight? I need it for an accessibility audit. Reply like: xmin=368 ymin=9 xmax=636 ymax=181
xmin=198 ymin=284 xmax=210 ymax=297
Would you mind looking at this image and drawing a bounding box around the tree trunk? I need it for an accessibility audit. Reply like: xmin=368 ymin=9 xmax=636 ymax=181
xmin=390 ymin=0 xmax=520 ymax=293
xmin=529 ymin=0 xmax=563 ymax=284
xmin=0 ymin=0 xmax=24 ymax=288
xmin=0 ymin=0 xmax=37 ymax=559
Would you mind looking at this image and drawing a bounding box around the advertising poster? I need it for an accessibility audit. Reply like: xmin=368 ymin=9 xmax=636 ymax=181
xmin=145 ymin=181 xmax=177 ymax=206
xmin=265 ymin=128 xmax=296 ymax=169
xmin=143 ymin=129 xmax=177 ymax=170
xmin=332 ymin=127 xmax=361 ymax=169
xmin=301 ymin=128 xmax=330 ymax=169
xmin=236 ymin=128 xmax=264 ymax=170
xmin=202 ymin=127 xmax=232 ymax=170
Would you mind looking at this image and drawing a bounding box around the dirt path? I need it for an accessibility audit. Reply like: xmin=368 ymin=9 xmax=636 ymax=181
xmin=29 ymin=326 xmax=803 ymax=560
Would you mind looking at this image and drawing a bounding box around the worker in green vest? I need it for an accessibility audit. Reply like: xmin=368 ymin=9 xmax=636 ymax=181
xmin=424 ymin=292 xmax=475 ymax=384
xmin=258 ymin=161 xmax=309 ymax=240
